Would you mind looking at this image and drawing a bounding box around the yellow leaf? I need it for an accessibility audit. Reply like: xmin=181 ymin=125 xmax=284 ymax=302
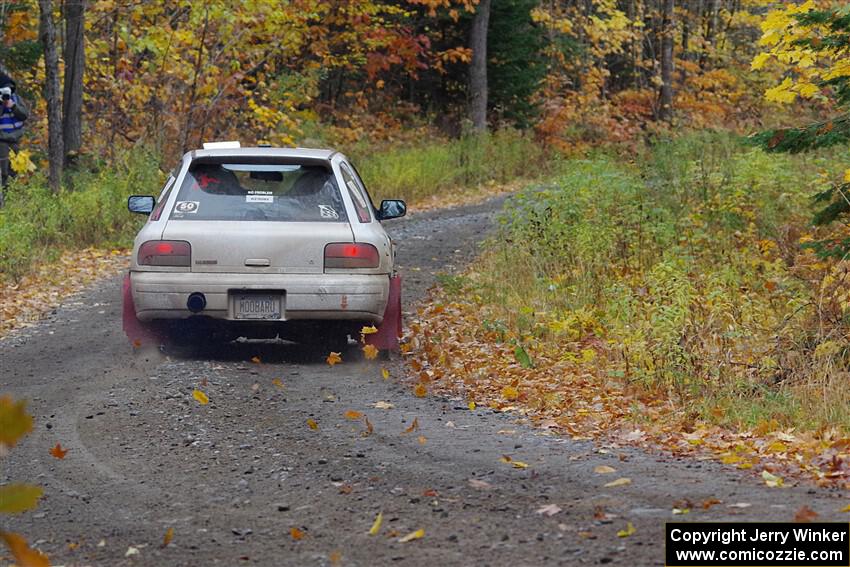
xmin=672 ymin=508 xmax=690 ymax=515
xmin=162 ymin=527 xmax=174 ymax=547
xmin=327 ymin=352 xmax=342 ymax=366
xmin=766 ymin=441 xmax=787 ymax=453
xmin=0 ymin=396 xmax=33 ymax=449
xmin=594 ymin=465 xmax=616 ymax=474
xmin=511 ymin=460 xmax=529 ymax=469
xmin=9 ymin=149 xmax=36 ymax=175
xmin=381 ymin=368 xmax=390 ymax=380
xmin=762 ymin=471 xmax=784 ymax=487
xmin=0 ymin=531 xmax=49 ymax=567
xmin=751 ymin=52 xmax=771 ymax=70
xmin=272 ymin=378 xmax=284 ymax=389
xmin=414 ymin=383 xmax=427 ymax=398
xmin=361 ymin=325 xmax=379 ymax=335
xmin=0 ymin=484 xmax=43 ymax=514
xmin=345 ymin=410 xmax=364 ymax=420
xmin=501 ymin=385 xmax=519 ymax=401
xmin=398 ymin=528 xmax=425 ymax=543
xmin=192 ymin=389 xmax=209 ymax=405
xmin=617 ymin=522 xmax=636 ymax=538
xmin=307 ymin=418 xmax=318 ymax=430
xmin=840 ymin=504 xmax=850 ymax=513
xmin=368 ymin=511 xmax=383 ymax=536
xmin=468 ymin=401 xmax=476 ymax=410
xmin=844 ymin=168 xmax=850 ymax=183
xmin=604 ymin=477 xmax=632 ymax=488
xmin=363 ymin=344 xmax=379 ymax=360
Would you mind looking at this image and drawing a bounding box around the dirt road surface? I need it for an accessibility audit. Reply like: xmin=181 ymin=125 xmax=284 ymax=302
xmin=2 ymin=197 xmax=844 ymax=566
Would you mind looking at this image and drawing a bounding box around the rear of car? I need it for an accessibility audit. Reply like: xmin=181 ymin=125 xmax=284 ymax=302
xmin=126 ymin=147 xmax=400 ymax=344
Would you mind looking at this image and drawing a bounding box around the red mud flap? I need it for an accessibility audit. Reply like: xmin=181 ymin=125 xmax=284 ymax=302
xmin=122 ymin=273 xmax=161 ymax=347
xmin=366 ymin=274 xmax=403 ymax=352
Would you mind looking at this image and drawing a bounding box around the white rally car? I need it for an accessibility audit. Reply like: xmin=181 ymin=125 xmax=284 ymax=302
xmin=123 ymin=143 xmax=405 ymax=349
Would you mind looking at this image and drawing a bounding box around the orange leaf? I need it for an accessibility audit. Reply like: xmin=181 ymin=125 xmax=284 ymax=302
xmin=326 ymin=352 xmax=342 ymax=366
xmin=363 ymin=344 xmax=379 ymax=360
xmin=250 ymin=356 xmax=261 ymax=364
xmin=364 ymin=416 xmax=374 ymax=437
xmin=794 ymin=505 xmax=819 ymax=523
xmin=49 ymin=443 xmax=68 ymax=459
xmin=345 ymin=410 xmax=364 ymax=420
xmin=0 ymin=532 xmax=49 ymax=567
xmin=414 ymin=383 xmax=427 ymax=398
xmin=162 ymin=527 xmax=174 ymax=547
xmin=290 ymin=527 xmax=305 ymax=540
xmin=418 ymin=435 xmax=427 ymax=445
xmin=403 ymin=418 xmax=419 ymax=434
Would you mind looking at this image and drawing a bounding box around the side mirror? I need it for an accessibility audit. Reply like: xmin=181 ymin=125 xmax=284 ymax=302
xmin=378 ymin=199 xmax=406 ymax=221
xmin=128 ymin=195 xmax=155 ymax=215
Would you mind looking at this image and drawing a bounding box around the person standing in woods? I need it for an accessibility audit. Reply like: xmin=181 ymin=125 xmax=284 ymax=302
xmin=0 ymin=73 xmax=29 ymax=201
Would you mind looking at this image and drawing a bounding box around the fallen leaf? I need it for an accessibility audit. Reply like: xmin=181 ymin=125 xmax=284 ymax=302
xmin=373 ymin=401 xmax=394 ymax=409
xmin=338 ymin=484 xmax=353 ymax=494
xmin=368 ymin=511 xmax=383 ymax=536
xmin=617 ymin=522 xmax=636 ymax=538
xmin=604 ymin=478 xmax=632 ymax=488
xmin=132 ymin=339 xmax=142 ymax=349
xmin=794 ymin=505 xmax=818 ymax=523
xmin=307 ymin=418 xmax=318 ymax=430
xmin=501 ymin=385 xmax=519 ymax=401
xmin=381 ymin=368 xmax=390 ymax=380
xmin=290 ymin=527 xmax=305 ymax=540
xmin=414 ymin=383 xmax=427 ymax=397
xmin=423 ymin=489 xmax=438 ymax=497
xmin=536 ymin=504 xmax=562 ymax=516
xmin=404 ymin=418 xmax=419 ymax=434
xmin=468 ymin=479 xmax=493 ymax=490
xmin=0 ymin=396 xmax=33 ymax=449
xmin=326 ymin=352 xmax=342 ymax=366
xmin=761 ymin=470 xmax=784 ymax=488
xmin=672 ymin=508 xmax=690 ymax=515
xmin=702 ymin=498 xmax=722 ymax=509
xmin=361 ymin=325 xmax=379 ymax=335
xmin=578 ymin=531 xmax=596 ymax=539
xmin=468 ymin=401 xmax=476 ymax=410
xmin=398 ymin=528 xmax=425 ymax=543
xmin=0 ymin=485 xmax=43 ymax=514
xmin=841 ymin=504 xmax=850 ymax=513
xmin=162 ymin=527 xmax=174 ymax=547
xmin=500 ymin=455 xmax=529 ymax=469
xmin=329 ymin=550 xmax=342 ymax=565
xmin=49 ymin=443 xmax=68 ymax=459
xmin=68 ymin=541 xmax=79 ymax=551
xmin=345 ymin=410 xmax=364 ymax=420
xmin=417 ymin=435 xmax=427 ymax=445
xmin=272 ymin=378 xmax=284 ymax=389
xmin=727 ymin=502 xmax=752 ymax=509
xmin=192 ymin=389 xmax=209 ymax=405
xmin=251 ymin=356 xmax=261 ymax=364
xmin=363 ymin=344 xmax=379 ymax=360
xmin=125 ymin=546 xmax=140 ymax=557
xmin=364 ymin=416 xmax=374 ymax=436
xmin=594 ymin=465 xmax=616 ymax=474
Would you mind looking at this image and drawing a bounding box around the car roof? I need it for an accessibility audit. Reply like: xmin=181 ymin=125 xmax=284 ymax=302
xmin=187 ymin=147 xmax=340 ymax=163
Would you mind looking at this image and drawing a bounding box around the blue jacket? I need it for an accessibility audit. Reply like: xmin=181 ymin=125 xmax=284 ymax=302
xmin=0 ymin=94 xmax=28 ymax=144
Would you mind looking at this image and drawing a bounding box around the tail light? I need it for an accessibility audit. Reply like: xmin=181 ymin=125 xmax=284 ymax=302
xmin=138 ymin=240 xmax=191 ymax=266
xmin=324 ymin=243 xmax=380 ymax=269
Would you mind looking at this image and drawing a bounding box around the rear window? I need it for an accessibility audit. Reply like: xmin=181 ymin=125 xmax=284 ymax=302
xmin=169 ymin=162 xmax=348 ymax=222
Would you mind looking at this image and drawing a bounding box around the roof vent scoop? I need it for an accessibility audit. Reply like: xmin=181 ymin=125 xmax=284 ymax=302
xmin=202 ymin=141 xmax=241 ymax=150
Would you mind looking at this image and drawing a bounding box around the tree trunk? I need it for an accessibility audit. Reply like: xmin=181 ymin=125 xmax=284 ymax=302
xmin=39 ymin=0 xmax=64 ymax=192
xmin=62 ymin=0 xmax=85 ymax=164
xmin=469 ymin=0 xmax=490 ymax=133
xmin=658 ymin=0 xmax=675 ymax=122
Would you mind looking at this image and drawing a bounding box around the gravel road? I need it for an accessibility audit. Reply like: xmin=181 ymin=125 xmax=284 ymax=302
xmin=1 ymin=196 xmax=844 ymax=567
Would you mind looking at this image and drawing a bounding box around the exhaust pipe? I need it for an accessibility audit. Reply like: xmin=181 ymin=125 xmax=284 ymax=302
xmin=187 ymin=292 xmax=206 ymax=313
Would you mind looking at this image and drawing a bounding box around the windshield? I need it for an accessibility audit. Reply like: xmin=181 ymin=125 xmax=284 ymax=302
xmin=169 ymin=162 xmax=348 ymax=222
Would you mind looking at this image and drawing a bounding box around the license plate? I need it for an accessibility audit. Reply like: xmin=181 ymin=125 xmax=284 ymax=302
xmin=234 ymin=294 xmax=281 ymax=320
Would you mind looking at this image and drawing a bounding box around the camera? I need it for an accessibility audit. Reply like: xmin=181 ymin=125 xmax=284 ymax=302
xmin=0 ymin=87 xmax=12 ymax=102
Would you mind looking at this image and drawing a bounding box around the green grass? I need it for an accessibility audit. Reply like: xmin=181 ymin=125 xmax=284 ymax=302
xmin=468 ymin=132 xmax=850 ymax=430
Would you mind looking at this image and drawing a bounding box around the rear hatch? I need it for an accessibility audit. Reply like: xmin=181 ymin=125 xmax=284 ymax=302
xmin=161 ymin=159 xmax=354 ymax=274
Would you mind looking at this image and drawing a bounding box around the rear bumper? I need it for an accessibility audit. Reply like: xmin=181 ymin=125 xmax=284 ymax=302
xmin=130 ymin=271 xmax=389 ymax=324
